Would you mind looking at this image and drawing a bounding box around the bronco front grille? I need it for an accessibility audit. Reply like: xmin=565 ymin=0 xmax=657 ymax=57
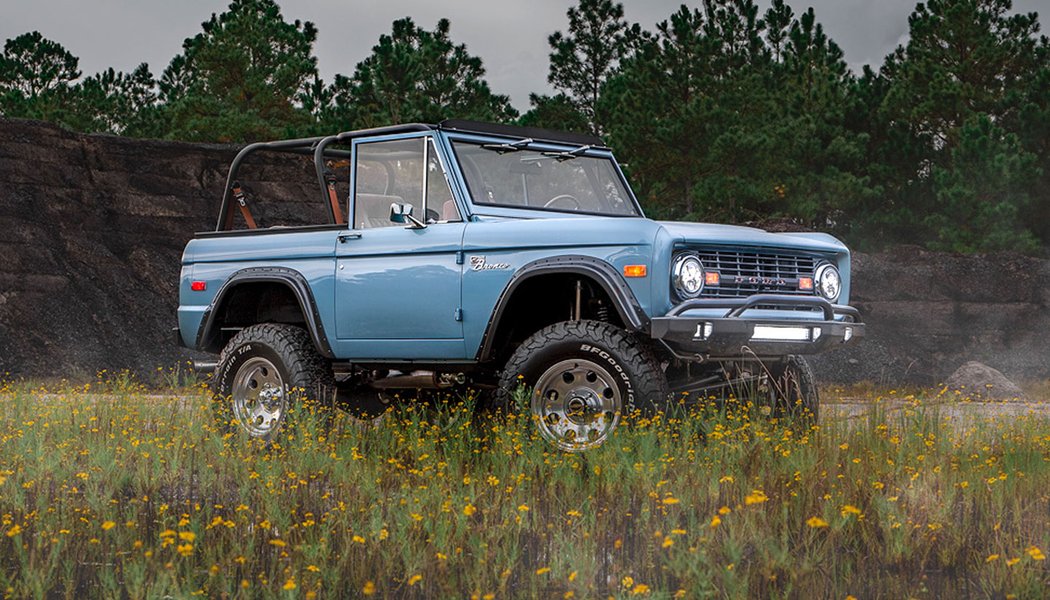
xmin=694 ymin=248 xmax=817 ymax=299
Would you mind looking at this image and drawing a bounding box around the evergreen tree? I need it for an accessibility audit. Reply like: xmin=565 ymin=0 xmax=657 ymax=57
xmin=518 ymin=93 xmax=589 ymax=133
xmin=926 ymin=115 xmax=1039 ymax=252
xmin=881 ymin=0 xmax=1040 ymax=152
xmin=160 ymin=0 xmax=319 ymax=142
xmin=324 ymin=18 xmax=516 ymax=130
xmin=68 ymin=64 xmax=158 ymax=135
xmin=874 ymin=0 xmax=1043 ymax=247
xmin=544 ymin=0 xmax=637 ymax=135
xmin=0 ymin=31 xmax=80 ymax=122
xmin=602 ymin=1 xmax=870 ymax=227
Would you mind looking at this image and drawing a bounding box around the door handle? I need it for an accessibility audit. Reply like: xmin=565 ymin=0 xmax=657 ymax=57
xmin=338 ymin=232 xmax=362 ymax=243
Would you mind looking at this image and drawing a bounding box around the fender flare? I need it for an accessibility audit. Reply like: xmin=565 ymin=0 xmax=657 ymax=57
xmin=195 ymin=266 xmax=334 ymax=358
xmin=476 ymin=255 xmax=650 ymax=362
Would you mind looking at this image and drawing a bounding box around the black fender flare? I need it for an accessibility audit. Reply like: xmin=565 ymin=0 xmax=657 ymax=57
xmin=195 ymin=266 xmax=334 ymax=358
xmin=476 ymin=255 xmax=650 ymax=362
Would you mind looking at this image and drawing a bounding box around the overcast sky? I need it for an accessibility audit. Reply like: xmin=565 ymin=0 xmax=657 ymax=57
xmin=1 ymin=0 xmax=1045 ymax=112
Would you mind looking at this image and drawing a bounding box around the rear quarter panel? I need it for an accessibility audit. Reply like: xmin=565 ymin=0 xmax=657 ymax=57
xmin=178 ymin=228 xmax=341 ymax=349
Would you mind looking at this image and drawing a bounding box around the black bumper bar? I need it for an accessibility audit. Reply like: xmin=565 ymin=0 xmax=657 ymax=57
xmin=650 ymin=294 xmax=864 ymax=358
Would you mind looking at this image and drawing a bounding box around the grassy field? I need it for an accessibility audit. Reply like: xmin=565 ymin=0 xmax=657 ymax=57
xmin=0 ymin=373 xmax=1047 ymax=599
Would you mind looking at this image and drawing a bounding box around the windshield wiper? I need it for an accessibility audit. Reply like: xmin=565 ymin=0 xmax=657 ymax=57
xmin=542 ymin=144 xmax=592 ymax=161
xmin=481 ymin=137 xmax=533 ymax=154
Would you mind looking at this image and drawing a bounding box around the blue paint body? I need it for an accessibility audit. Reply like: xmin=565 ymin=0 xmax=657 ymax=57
xmin=178 ymin=125 xmax=860 ymax=363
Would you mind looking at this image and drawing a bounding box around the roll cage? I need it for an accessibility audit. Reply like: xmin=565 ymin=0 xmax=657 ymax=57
xmin=214 ymin=120 xmax=641 ymax=232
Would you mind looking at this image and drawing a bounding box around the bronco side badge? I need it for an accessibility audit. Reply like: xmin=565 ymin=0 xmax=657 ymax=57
xmin=469 ymin=256 xmax=511 ymax=271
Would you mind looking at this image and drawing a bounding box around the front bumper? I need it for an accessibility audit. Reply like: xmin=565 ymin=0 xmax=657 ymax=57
xmin=650 ymin=294 xmax=864 ymax=358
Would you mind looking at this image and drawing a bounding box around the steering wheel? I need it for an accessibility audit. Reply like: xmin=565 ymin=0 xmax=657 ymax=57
xmin=543 ymin=194 xmax=581 ymax=210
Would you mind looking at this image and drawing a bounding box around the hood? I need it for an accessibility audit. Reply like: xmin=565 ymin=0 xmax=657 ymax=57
xmin=657 ymin=220 xmax=848 ymax=254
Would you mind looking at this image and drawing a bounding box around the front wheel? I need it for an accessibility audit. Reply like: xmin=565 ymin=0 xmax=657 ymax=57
xmin=212 ymin=323 xmax=334 ymax=440
xmin=765 ymin=355 xmax=819 ymax=422
xmin=496 ymin=320 xmax=669 ymax=452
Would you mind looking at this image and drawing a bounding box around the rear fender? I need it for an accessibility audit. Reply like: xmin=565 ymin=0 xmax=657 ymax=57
xmin=196 ymin=267 xmax=334 ymax=357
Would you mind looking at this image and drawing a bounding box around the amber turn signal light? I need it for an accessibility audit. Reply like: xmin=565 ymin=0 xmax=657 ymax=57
xmin=798 ymin=277 xmax=813 ymax=290
xmin=623 ymin=265 xmax=647 ymax=278
xmin=705 ymin=272 xmax=720 ymax=286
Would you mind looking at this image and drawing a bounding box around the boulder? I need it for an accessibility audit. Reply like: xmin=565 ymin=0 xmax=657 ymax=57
xmin=945 ymin=361 xmax=1026 ymax=400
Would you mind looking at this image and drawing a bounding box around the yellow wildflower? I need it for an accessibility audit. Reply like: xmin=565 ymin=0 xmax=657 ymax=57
xmin=841 ymin=505 xmax=862 ymax=517
xmin=806 ymin=517 xmax=829 ymax=528
xmin=744 ymin=490 xmax=768 ymax=505
xmin=362 ymin=581 xmax=375 ymax=596
xmin=407 ymin=574 xmax=422 ymax=586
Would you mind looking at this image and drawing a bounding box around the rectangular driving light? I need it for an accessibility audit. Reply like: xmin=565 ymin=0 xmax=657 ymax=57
xmin=751 ymin=325 xmax=812 ymax=342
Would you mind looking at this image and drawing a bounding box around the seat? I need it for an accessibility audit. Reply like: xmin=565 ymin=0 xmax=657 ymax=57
xmin=441 ymin=200 xmax=460 ymax=222
xmin=355 ymin=193 xmax=404 ymax=229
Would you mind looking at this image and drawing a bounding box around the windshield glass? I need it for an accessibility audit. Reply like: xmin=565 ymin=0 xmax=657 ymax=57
xmin=451 ymin=140 xmax=640 ymax=216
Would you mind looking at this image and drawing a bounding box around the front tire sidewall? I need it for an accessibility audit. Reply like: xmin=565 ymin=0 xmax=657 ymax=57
xmin=511 ymin=339 xmax=642 ymax=414
xmin=498 ymin=321 xmax=670 ymax=452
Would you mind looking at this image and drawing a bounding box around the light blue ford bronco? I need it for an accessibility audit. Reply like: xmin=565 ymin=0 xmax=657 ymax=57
xmin=176 ymin=120 xmax=863 ymax=451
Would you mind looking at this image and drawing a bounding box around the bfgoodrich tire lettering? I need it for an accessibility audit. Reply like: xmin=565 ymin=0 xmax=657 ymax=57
xmin=212 ymin=323 xmax=334 ymax=440
xmin=496 ymin=320 xmax=669 ymax=451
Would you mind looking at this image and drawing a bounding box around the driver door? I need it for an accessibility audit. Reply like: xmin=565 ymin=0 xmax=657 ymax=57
xmin=332 ymin=135 xmax=467 ymax=360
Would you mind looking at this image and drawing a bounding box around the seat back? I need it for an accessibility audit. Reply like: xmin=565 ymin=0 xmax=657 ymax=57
xmin=355 ymin=193 xmax=404 ymax=229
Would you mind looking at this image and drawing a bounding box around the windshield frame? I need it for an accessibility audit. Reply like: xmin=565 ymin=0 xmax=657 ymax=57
xmin=445 ymin=133 xmax=645 ymax=219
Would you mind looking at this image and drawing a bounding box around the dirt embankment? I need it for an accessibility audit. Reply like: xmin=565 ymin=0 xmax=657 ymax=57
xmin=810 ymin=247 xmax=1050 ymax=384
xmin=0 ymin=118 xmax=1046 ymax=383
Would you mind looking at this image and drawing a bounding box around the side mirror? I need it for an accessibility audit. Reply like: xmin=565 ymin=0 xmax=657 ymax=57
xmin=389 ymin=203 xmax=426 ymax=229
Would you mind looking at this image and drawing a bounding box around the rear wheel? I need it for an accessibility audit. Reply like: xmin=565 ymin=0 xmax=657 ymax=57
xmin=212 ymin=323 xmax=334 ymax=440
xmin=496 ymin=320 xmax=669 ymax=452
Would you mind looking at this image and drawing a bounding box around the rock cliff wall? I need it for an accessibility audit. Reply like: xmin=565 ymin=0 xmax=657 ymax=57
xmin=1 ymin=119 xmax=1046 ymax=383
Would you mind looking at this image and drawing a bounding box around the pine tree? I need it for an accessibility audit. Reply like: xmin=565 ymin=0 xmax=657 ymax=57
xmin=0 ymin=31 xmax=80 ymax=122
xmin=545 ymin=0 xmax=638 ymax=135
xmin=324 ymin=18 xmax=516 ymax=130
xmin=159 ymin=0 xmax=320 ymax=142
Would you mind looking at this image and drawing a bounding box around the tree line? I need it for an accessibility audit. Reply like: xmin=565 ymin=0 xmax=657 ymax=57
xmin=1 ymin=0 xmax=1047 ymax=253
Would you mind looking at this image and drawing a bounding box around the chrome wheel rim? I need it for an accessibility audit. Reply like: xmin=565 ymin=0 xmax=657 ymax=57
xmin=231 ymin=357 xmax=286 ymax=437
xmin=531 ymin=358 xmax=622 ymax=452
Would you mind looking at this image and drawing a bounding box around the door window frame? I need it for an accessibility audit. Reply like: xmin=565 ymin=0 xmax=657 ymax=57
xmin=350 ymin=133 xmax=463 ymax=230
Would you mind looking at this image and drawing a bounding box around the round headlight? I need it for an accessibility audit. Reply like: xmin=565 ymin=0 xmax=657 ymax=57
xmin=672 ymin=254 xmax=705 ymax=299
xmin=814 ymin=263 xmax=841 ymax=302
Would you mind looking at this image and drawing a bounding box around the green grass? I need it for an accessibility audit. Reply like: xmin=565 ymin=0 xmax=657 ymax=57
xmin=0 ymin=374 xmax=1047 ymax=599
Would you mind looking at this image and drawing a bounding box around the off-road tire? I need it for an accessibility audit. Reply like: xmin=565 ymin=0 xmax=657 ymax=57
xmin=495 ymin=320 xmax=670 ymax=451
xmin=212 ymin=323 xmax=334 ymax=440
xmin=766 ymin=354 xmax=819 ymax=422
